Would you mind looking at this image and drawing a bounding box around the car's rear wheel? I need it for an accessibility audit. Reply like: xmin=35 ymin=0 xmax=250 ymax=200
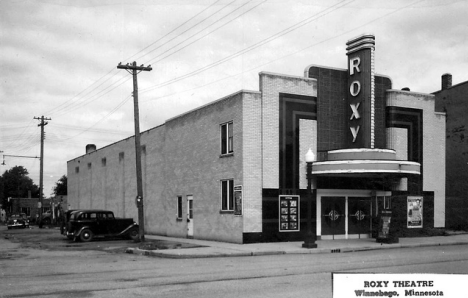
xmin=80 ymin=229 xmax=94 ymax=242
xmin=42 ymin=218 xmax=51 ymax=225
xmin=128 ymin=228 xmax=139 ymax=241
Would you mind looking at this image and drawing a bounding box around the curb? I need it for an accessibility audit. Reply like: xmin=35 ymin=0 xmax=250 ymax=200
xmin=125 ymin=240 xmax=468 ymax=259
xmin=126 ymin=248 xmax=252 ymax=259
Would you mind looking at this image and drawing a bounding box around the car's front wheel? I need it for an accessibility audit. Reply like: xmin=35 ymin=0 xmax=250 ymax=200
xmin=80 ymin=229 xmax=94 ymax=242
xmin=128 ymin=228 xmax=139 ymax=241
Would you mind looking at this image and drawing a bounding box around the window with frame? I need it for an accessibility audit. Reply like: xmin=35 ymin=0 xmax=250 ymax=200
xmin=176 ymin=196 xmax=183 ymax=219
xmin=221 ymin=179 xmax=234 ymax=211
xmin=21 ymin=207 xmax=30 ymax=216
xmin=220 ymin=122 xmax=233 ymax=155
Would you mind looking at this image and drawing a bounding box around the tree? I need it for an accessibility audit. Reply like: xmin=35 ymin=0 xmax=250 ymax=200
xmin=1 ymin=166 xmax=40 ymax=209
xmin=52 ymin=175 xmax=67 ymax=196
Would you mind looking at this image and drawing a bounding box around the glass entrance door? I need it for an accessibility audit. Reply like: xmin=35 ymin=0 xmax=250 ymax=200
xmin=348 ymin=197 xmax=371 ymax=236
xmin=321 ymin=197 xmax=346 ymax=237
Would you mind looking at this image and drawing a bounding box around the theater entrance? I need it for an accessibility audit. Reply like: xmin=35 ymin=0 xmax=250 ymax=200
xmin=318 ymin=190 xmax=373 ymax=239
xmin=348 ymin=197 xmax=371 ymax=235
xmin=321 ymin=197 xmax=346 ymax=237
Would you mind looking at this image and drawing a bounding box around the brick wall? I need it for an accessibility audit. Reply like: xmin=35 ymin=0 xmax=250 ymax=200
xmin=160 ymin=92 xmax=244 ymax=242
xmin=386 ymin=90 xmax=446 ymax=228
xmin=259 ymin=72 xmax=317 ymax=189
xmin=68 ymin=91 xmax=253 ymax=243
xmin=434 ymin=81 xmax=468 ymax=229
xmin=242 ymin=91 xmax=262 ymax=233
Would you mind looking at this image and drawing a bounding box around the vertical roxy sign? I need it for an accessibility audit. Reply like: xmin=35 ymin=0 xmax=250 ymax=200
xmin=346 ymin=34 xmax=375 ymax=148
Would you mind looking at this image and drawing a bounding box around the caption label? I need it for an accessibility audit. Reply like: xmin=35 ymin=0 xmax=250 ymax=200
xmin=333 ymin=273 xmax=466 ymax=298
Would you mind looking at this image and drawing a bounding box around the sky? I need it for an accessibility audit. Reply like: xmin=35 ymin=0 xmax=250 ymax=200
xmin=0 ymin=0 xmax=467 ymax=197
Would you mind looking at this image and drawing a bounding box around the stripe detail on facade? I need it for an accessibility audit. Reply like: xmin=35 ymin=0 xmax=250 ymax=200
xmin=279 ymin=93 xmax=317 ymax=191
xmin=386 ymin=106 xmax=424 ymax=193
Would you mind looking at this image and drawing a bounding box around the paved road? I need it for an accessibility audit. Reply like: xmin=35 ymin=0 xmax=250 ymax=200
xmin=1 ymin=227 xmax=468 ymax=298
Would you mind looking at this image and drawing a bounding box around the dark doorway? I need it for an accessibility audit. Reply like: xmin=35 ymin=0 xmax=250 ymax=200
xmin=348 ymin=197 xmax=371 ymax=236
xmin=321 ymin=197 xmax=345 ymax=237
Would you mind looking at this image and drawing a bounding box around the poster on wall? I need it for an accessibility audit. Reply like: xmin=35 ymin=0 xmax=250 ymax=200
xmin=234 ymin=185 xmax=242 ymax=216
xmin=407 ymin=196 xmax=423 ymax=228
xmin=279 ymin=195 xmax=300 ymax=232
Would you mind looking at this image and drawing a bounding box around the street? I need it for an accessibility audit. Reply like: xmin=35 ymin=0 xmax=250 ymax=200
xmin=1 ymin=227 xmax=468 ymax=298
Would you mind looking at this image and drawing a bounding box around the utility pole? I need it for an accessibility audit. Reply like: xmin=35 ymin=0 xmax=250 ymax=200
xmin=34 ymin=116 xmax=51 ymax=225
xmin=117 ymin=61 xmax=152 ymax=242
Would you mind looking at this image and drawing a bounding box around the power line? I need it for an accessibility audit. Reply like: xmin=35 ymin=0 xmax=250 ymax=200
xmin=57 ymin=95 xmax=133 ymax=142
xmin=44 ymin=68 xmax=119 ymax=117
xmin=137 ymin=0 xmax=245 ymax=64
xmin=139 ymin=0 xmax=424 ymax=105
xmin=139 ymin=0 xmax=354 ymax=94
xmin=48 ymin=75 xmax=131 ymax=118
xmin=1 ymin=119 xmax=36 ymax=151
xmin=129 ymin=0 xmax=225 ymax=62
xmin=7 ymin=0 xmax=420 ymax=152
xmin=45 ymin=0 xmax=351 ymax=137
xmin=142 ymin=0 xmax=263 ymax=66
xmin=41 ymin=0 xmax=234 ymax=119
xmin=50 ymin=123 xmax=133 ymax=135
xmin=41 ymin=2 xmax=257 ymax=136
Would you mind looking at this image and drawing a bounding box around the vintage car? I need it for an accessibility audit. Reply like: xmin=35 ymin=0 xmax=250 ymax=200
xmin=65 ymin=209 xmax=139 ymax=242
xmin=7 ymin=213 xmax=30 ymax=229
xmin=40 ymin=210 xmax=53 ymax=225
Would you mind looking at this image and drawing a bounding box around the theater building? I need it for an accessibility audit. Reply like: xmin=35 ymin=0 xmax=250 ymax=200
xmin=67 ymin=34 xmax=446 ymax=243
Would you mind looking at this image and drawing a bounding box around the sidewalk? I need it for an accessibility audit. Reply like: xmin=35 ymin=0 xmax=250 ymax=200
xmin=126 ymin=232 xmax=468 ymax=259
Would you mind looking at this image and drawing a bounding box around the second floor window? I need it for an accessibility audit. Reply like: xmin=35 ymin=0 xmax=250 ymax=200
xmin=220 ymin=122 xmax=233 ymax=155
